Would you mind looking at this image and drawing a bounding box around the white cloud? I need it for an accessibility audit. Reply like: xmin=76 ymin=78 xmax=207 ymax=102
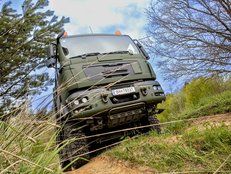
xmin=49 ymin=0 xmax=150 ymax=39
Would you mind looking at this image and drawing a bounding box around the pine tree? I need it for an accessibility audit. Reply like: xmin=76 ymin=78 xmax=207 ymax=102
xmin=0 ymin=0 xmax=69 ymax=113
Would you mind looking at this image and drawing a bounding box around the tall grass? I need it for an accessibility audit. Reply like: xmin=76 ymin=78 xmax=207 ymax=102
xmin=0 ymin=105 xmax=61 ymax=174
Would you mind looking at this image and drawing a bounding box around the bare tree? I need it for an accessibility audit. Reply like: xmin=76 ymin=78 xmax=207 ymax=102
xmin=146 ymin=0 xmax=231 ymax=80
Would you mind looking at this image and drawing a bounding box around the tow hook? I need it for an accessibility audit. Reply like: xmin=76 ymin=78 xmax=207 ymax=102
xmin=141 ymin=87 xmax=148 ymax=96
xmin=101 ymin=93 xmax=108 ymax=103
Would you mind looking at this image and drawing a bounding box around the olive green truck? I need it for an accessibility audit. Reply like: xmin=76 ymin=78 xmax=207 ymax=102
xmin=47 ymin=31 xmax=165 ymax=171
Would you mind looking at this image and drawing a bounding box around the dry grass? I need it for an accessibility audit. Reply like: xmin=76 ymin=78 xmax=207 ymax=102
xmin=0 ymin=104 xmax=61 ymax=174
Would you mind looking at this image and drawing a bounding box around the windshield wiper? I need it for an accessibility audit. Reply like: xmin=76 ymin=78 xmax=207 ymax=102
xmin=70 ymin=52 xmax=101 ymax=59
xmin=102 ymin=51 xmax=130 ymax=55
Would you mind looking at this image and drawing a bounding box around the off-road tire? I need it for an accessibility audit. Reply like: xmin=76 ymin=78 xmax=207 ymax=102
xmin=148 ymin=115 xmax=161 ymax=134
xmin=140 ymin=114 xmax=161 ymax=134
xmin=58 ymin=123 xmax=90 ymax=171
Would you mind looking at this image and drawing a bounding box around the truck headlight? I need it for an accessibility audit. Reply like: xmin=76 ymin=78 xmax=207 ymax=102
xmin=82 ymin=97 xmax=88 ymax=103
xmin=153 ymin=85 xmax=162 ymax=91
xmin=73 ymin=100 xmax=80 ymax=105
xmin=71 ymin=97 xmax=88 ymax=106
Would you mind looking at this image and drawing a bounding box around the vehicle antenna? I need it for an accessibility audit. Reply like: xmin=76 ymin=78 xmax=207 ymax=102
xmin=89 ymin=26 xmax=93 ymax=33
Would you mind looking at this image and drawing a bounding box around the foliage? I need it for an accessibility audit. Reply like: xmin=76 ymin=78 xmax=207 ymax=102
xmin=0 ymin=0 xmax=69 ymax=113
xmin=179 ymin=90 xmax=231 ymax=119
xmin=158 ymin=76 xmax=231 ymax=122
xmin=183 ymin=76 xmax=227 ymax=107
xmin=146 ymin=0 xmax=231 ymax=80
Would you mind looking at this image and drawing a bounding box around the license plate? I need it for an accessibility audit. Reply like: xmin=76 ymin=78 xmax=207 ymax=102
xmin=112 ymin=87 xmax=135 ymax=96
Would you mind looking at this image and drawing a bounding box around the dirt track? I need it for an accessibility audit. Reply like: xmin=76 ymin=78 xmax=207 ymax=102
xmin=66 ymin=156 xmax=155 ymax=174
xmin=65 ymin=113 xmax=231 ymax=174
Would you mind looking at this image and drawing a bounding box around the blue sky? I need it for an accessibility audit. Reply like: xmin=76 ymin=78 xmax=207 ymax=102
xmin=49 ymin=0 xmax=150 ymax=38
xmin=2 ymin=0 xmax=152 ymax=41
xmin=47 ymin=0 xmax=168 ymax=90
xmin=4 ymin=0 xmax=171 ymax=110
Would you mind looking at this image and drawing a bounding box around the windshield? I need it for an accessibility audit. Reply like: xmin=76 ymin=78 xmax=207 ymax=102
xmin=60 ymin=35 xmax=139 ymax=58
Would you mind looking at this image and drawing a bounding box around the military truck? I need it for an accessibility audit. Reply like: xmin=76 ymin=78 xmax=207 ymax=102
xmin=47 ymin=31 xmax=165 ymax=171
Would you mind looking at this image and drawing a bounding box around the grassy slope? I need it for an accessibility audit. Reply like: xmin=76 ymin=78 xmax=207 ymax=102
xmin=107 ymin=124 xmax=231 ymax=173
xmin=107 ymin=90 xmax=231 ymax=173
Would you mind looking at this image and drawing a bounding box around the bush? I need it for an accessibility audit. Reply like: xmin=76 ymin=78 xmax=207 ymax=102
xmin=159 ymin=76 xmax=231 ymax=122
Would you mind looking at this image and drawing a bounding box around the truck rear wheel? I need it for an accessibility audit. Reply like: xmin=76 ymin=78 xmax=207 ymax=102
xmin=58 ymin=123 xmax=90 ymax=171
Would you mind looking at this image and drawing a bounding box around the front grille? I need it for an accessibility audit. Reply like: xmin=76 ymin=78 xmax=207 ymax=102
xmin=83 ymin=62 xmax=134 ymax=80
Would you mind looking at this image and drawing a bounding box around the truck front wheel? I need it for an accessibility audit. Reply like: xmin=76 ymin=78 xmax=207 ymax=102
xmin=58 ymin=123 xmax=90 ymax=171
xmin=148 ymin=115 xmax=161 ymax=134
xmin=140 ymin=115 xmax=161 ymax=134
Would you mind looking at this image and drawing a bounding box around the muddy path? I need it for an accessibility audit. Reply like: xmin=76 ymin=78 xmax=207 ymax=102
xmin=65 ymin=113 xmax=231 ymax=174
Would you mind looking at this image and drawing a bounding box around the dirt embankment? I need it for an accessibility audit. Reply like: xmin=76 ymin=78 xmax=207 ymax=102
xmin=65 ymin=113 xmax=231 ymax=174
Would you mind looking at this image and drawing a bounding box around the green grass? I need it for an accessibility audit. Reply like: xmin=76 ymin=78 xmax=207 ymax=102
xmin=107 ymin=125 xmax=231 ymax=173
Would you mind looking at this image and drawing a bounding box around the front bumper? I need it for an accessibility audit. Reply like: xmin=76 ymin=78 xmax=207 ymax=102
xmin=66 ymin=80 xmax=165 ymax=119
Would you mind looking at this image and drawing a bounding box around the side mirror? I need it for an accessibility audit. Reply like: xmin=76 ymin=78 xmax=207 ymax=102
xmin=134 ymin=40 xmax=150 ymax=60
xmin=47 ymin=58 xmax=56 ymax=68
xmin=47 ymin=44 xmax=56 ymax=68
